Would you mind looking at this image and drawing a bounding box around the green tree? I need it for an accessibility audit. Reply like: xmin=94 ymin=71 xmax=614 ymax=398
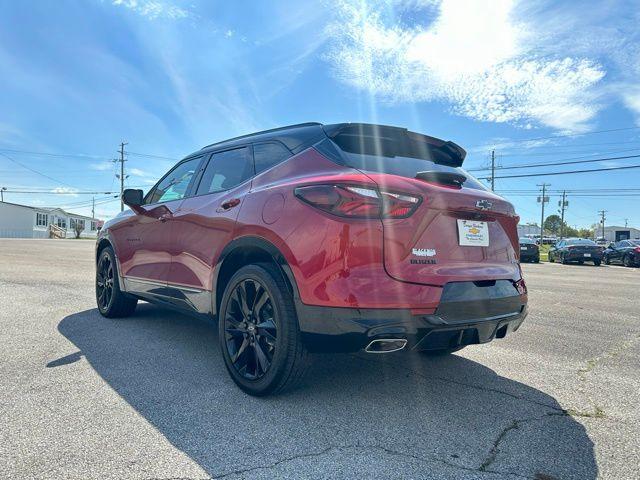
xmin=577 ymin=228 xmax=593 ymax=239
xmin=543 ymin=214 xmax=564 ymax=235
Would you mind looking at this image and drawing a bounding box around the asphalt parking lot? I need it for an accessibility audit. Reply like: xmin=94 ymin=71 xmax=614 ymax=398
xmin=1 ymin=239 xmax=638 ymax=479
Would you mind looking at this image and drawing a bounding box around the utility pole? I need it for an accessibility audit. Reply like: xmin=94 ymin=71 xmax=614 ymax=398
xmin=490 ymin=150 xmax=496 ymax=192
xmin=537 ymin=183 xmax=551 ymax=245
xmin=599 ymin=210 xmax=607 ymax=240
xmin=92 ymin=196 xmax=95 ymax=219
xmin=115 ymin=142 xmax=128 ymax=212
xmin=0 ymin=187 xmax=6 ymax=202
xmin=558 ymin=190 xmax=568 ymax=239
xmin=624 ymin=218 xmax=628 ymax=228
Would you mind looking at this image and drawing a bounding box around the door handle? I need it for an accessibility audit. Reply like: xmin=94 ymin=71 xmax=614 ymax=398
xmin=218 ymin=198 xmax=241 ymax=212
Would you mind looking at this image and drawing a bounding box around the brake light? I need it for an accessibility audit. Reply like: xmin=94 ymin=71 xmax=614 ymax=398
xmin=635 ymin=247 xmax=640 ymax=253
xmin=294 ymin=184 xmax=421 ymax=219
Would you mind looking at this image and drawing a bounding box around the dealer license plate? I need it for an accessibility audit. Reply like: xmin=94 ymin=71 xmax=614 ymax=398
xmin=457 ymin=219 xmax=489 ymax=247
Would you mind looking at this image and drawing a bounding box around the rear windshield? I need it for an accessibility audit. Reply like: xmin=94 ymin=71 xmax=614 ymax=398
xmin=520 ymin=238 xmax=536 ymax=244
xmin=565 ymin=239 xmax=596 ymax=246
xmin=338 ymin=151 xmax=489 ymax=191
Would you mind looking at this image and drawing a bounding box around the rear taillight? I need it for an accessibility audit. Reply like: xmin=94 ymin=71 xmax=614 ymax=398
xmin=294 ymin=184 xmax=421 ymax=219
xmin=634 ymin=247 xmax=640 ymax=253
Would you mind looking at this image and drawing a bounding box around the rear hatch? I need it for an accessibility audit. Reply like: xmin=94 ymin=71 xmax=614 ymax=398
xmin=566 ymin=243 xmax=601 ymax=256
xmin=322 ymin=123 xmax=521 ymax=286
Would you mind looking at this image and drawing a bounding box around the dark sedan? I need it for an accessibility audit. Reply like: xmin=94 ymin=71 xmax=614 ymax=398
xmin=548 ymin=238 xmax=603 ymax=266
xmin=603 ymin=239 xmax=640 ymax=267
xmin=519 ymin=237 xmax=540 ymax=263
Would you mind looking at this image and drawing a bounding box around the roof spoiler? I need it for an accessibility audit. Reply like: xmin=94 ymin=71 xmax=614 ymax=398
xmin=322 ymin=123 xmax=466 ymax=167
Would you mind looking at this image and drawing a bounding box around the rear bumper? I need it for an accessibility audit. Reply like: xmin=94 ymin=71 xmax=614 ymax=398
xmin=564 ymin=252 xmax=602 ymax=261
xmin=296 ymin=285 xmax=528 ymax=353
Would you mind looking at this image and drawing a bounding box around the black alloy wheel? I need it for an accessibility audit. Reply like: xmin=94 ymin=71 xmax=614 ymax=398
xmin=224 ymin=279 xmax=278 ymax=380
xmin=218 ymin=263 xmax=309 ymax=396
xmin=96 ymin=253 xmax=115 ymax=311
xmin=95 ymin=246 xmax=137 ymax=318
xmin=624 ymin=255 xmax=633 ymax=267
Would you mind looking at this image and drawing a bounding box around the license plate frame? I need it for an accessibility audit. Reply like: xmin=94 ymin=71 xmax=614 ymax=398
xmin=457 ymin=219 xmax=489 ymax=247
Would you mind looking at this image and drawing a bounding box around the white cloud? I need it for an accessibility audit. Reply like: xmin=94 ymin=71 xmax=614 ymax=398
xmin=111 ymin=0 xmax=190 ymax=20
xmin=90 ymin=161 xmax=113 ymax=171
xmin=326 ymin=0 xmax=606 ymax=132
xmin=52 ymin=187 xmax=79 ymax=197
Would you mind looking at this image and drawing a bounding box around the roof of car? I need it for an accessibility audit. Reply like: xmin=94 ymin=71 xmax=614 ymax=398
xmin=196 ymin=122 xmax=465 ymax=163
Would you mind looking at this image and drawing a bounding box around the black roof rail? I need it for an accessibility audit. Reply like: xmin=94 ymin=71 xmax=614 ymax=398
xmin=200 ymin=122 xmax=323 ymax=150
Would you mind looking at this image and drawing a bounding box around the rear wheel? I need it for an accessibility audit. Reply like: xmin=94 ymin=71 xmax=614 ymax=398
xmin=218 ymin=263 xmax=308 ymax=396
xmin=96 ymin=247 xmax=137 ymax=318
xmin=604 ymin=255 xmax=610 ymax=265
xmin=624 ymin=255 xmax=634 ymax=267
xmin=548 ymin=252 xmax=555 ymax=263
xmin=593 ymin=260 xmax=601 ymax=266
xmin=561 ymin=254 xmax=569 ymax=265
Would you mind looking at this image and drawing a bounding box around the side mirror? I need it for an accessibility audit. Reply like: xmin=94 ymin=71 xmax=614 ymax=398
xmin=122 ymin=189 xmax=144 ymax=208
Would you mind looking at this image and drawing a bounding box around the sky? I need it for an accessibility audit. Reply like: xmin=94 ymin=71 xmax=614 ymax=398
xmin=1 ymin=0 xmax=640 ymax=229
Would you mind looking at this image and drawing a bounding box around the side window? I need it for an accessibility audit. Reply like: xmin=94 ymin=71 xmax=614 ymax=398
xmin=147 ymin=156 xmax=201 ymax=204
xmin=253 ymin=142 xmax=291 ymax=175
xmin=619 ymin=241 xmax=629 ymax=248
xmin=196 ymin=147 xmax=253 ymax=195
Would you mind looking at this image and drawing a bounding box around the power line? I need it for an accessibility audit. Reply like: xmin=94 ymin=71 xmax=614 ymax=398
xmin=488 ymin=163 xmax=640 ymax=179
xmin=469 ymin=126 xmax=640 ymax=149
xmin=0 ymin=152 xmax=81 ymax=190
xmin=128 ymin=151 xmax=180 ymax=161
xmin=468 ymin=153 xmax=640 ymax=172
xmin=492 ymin=146 xmax=640 ymax=157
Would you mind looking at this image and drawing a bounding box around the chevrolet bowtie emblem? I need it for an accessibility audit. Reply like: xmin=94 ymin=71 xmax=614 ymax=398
xmin=476 ymin=199 xmax=493 ymax=210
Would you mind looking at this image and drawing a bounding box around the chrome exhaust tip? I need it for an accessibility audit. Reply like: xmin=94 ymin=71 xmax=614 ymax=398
xmin=365 ymin=338 xmax=407 ymax=353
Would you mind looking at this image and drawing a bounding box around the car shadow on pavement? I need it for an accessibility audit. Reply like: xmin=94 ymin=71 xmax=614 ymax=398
xmin=56 ymin=304 xmax=597 ymax=479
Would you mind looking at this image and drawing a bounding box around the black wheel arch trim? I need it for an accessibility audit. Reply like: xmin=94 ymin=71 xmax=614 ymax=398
xmin=212 ymin=236 xmax=301 ymax=317
xmin=95 ymin=232 xmax=127 ymax=293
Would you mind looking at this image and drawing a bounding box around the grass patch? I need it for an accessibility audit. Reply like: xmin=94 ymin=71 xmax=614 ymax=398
xmin=538 ymin=244 xmax=551 ymax=262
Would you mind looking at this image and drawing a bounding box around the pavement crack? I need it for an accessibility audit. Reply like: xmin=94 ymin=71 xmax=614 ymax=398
xmin=577 ymin=332 xmax=640 ymax=380
xmin=210 ymin=443 xmax=529 ymax=479
xmin=350 ymin=354 xmax=565 ymax=413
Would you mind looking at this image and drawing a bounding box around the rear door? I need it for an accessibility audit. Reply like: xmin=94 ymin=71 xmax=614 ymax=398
xmin=168 ymin=146 xmax=254 ymax=295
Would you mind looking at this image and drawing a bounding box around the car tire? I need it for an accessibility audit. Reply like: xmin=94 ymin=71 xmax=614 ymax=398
xmin=96 ymin=246 xmax=137 ymax=318
xmin=218 ymin=263 xmax=309 ymax=396
xmin=420 ymin=346 xmax=466 ymax=356
xmin=549 ymin=253 xmax=554 ymax=263
xmin=604 ymin=255 xmax=610 ymax=265
xmin=623 ymin=255 xmax=633 ymax=267
xmin=561 ymin=254 xmax=569 ymax=265
xmin=534 ymin=257 xmax=540 ymax=263
xmin=593 ymin=260 xmax=601 ymax=266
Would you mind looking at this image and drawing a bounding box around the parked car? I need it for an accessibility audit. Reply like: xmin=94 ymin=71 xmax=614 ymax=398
xmin=548 ymin=238 xmax=603 ymax=266
xmin=519 ymin=237 xmax=540 ymax=263
xmin=603 ymin=239 xmax=640 ymax=267
xmin=95 ymin=122 xmax=528 ymax=396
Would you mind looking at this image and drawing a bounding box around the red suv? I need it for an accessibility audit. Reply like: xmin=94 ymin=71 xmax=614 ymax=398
xmin=96 ymin=123 xmax=528 ymax=395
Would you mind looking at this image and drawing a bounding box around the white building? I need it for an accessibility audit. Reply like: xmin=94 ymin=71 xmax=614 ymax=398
xmin=517 ymin=223 xmax=541 ymax=237
xmin=600 ymin=225 xmax=640 ymax=243
xmin=0 ymin=201 xmax=102 ymax=239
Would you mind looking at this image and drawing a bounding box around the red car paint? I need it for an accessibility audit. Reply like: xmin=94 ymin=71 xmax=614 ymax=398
xmin=106 ymin=146 xmax=524 ymax=313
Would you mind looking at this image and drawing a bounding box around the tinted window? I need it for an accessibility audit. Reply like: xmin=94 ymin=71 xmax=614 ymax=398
xmin=336 ymin=150 xmax=488 ymax=191
xmin=629 ymin=240 xmax=640 ymax=246
xmin=565 ymin=238 xmax=596 ymax=246
xmin=197 ymin=147 xmax=253 ymax=195
xmin=618 ymin=241 xmax=630 ymax=247
xmin=519 ymin=237 xmax=536 ymax=244
xmin=147 ymin=157 xmax=201 ymax=204
xmin=254 ymin=142 xmax=291 ymax=174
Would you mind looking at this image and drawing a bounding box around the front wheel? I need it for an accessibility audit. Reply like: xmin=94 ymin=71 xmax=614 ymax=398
xmin=548 ymin=253 xmax=555 ymax=263
xmin=604 ymin=255 xmax=610 ymax=265
xmin=96 ymin=247 xmax=137 ymax=318
xmin=561 ymin=254 xmax=569 ymax=265
xmin=593 ymin=260 xmax=601 ymax=266
xmin=218 ymin=263 xmax=309 ymax=396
